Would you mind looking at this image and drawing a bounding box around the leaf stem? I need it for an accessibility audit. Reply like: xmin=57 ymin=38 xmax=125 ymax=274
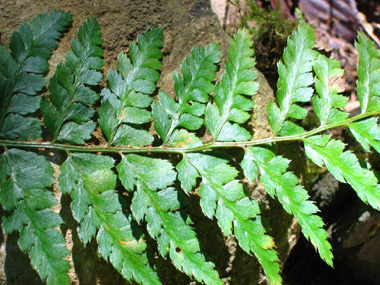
xmin=1 ymin=111 xmax=378 ymax=154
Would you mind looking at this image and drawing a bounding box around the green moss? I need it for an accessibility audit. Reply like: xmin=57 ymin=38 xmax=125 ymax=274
xmin=231 ymin=0 xmax=297 ymax=74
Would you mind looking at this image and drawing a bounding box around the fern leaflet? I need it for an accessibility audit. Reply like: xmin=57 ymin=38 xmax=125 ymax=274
xmin=267 ymin=23 xmax=316 ymax=136
xmin=117 ymin=154 xmax=221 ymax=284
xmin=59 ymin=152 xmax=160 ymax=284
xmin=349 ymin=117 xmax=380 ymax=153
xmin=313 ymin=54 xmax=348 ymax=126
xmin=177 ymin=152 xmax=282 ymax=285
xmin=152 ymin=43 xmax=221 ymax=145
xmin=41 ymin=17 xmax=104 ymax=144
xmin=355 ymin=32 xmax=380 ymax=113
xmin=243 ymin=147 xmax=333 ymax=266
xmin=349 ymin=34 xmax=380 ymax=153
xmin=0 ymin=148 xmax=71 ymax=284
xmin=204 ymin=28 xmax=257 ymax=142
xmin=99 ymin=27 xmax=163 ymax=146
xmin=304 ymin=135 xmax=380 ymax=211
xmin=0 ymin=10 xmax=72 ymax=140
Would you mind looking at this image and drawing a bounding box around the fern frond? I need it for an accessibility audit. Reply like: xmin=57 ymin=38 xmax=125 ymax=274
xmin=244 ymin=147 xmax=333 ymax=267
xmin=313 ymin=54 xmax=348 ymax=126
xmin=117 ymin=154 xmax=221 ymax=284
xmin=178 ymin=152 xmax=282 ymax=285
xmin=152 ymin=43 xmax=221 ymax=144
xmin=99 ymin=27 xmax=163 ymax=146
xmin=59 ymin=153 xmax=160 ymax=284
xmin=0 ymin=149 xmax=70 ymax=284
xmin=41 ymin=17 xmax=104 ymax=144
xmin=6 ymin=12 xmax=380 ymax=284
xmin=267 ymin=23 xmax=316 ymax=136
xmin=0 ymin=10 xmax=72 ymax=140
xmin=355 ymin=32 xmax=380 ymax=113
xmin=204 ymin=29 xmax=257 ymax=142
xmin=304 ymin=135 xmax=380 ymax=211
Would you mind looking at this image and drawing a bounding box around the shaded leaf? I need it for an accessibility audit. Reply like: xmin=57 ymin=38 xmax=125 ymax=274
xmin=0 ymin=114 xmax=41 ymax=140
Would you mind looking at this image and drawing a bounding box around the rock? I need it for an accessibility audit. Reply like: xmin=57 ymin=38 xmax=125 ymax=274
xmin=330 ymin=197 xmax=380 ymax=284
xmin=284 ymin=167 xmax=380 ymax=284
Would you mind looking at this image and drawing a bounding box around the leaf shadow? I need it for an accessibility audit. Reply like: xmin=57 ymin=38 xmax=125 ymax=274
xmin=0 ymin=203 xmax=43 ymax=285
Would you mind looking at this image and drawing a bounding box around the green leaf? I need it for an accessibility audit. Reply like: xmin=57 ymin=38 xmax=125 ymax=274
xmin=117 ymin=154 xmax=177 ymax=191
xmin=349 ymin=117 xmax=380 ymax=153
xmin=277 ymin=120 xmax=305 ymax=136
xmin=204 ymin=29 xmax=256 ymax=142
xmin=304 ymin=135 xmax=380 ymax=211
xmin=59 ymin=153 xmax=159 ymax=284
xmin=0 ymin=10 xmax=72 ymax=140
xmin=117 ymin=154 xmax=221 ymax=284
xmin=204 ymin=103 xmax=223 ymax=139
xmin=168 ymin=129 xmax=203 ymax=148
xmin=57 ymin=121 xmax=96 ymax=144
xmin=0 ymin=149 xmax=70 ymax=284
xmin=247 ymin=146 xmax=333 ymax=267
xmin=13 ymin=72 xmax=46 ymax=95
xmin=41 ymin=17 xmax=103 ymax=144
xmin=97 ymin=97 xmax=118 ymax=141
xmin=179 ymin=152 xmax=282 ymax=284
xmin=241 ymin=149 xmax=259 ymax=182
xmin=99 ymin=27 xmax=163 ymax=146
xmin=176 ymin=154 xmax=199 ymax=194
xmin=96 ymin=211 xmax=161 ymax=285
xmin=151 ymin=92 xmax=174 ymax=142
xmin=152 ymin=43 xmax=221 ymax=144
xmin=218 ymin=121 xmax=252 ymax=141
xmin=313 ymin=54 xmax=348 ymax=126
xmin=267 ymin=23 xmax=316 ymax=135
xmin=59 ymin=153 xmax=115 ymax=225
xmin=0 ymin=114 xmax=41 ymax=140
xmin=7 ymin=93 xmax=41 ymax=115
xmin=0 ymin=149 xmax=54 ymax=210
xmin=120 ymin=106 xmax=151 ymax=124
xmin=6 ymin=14 xmax=380 ymax=285
xmin=112 ymin=124 xmax=154 ymax=146
xmin=355 ymin=32 xmax=380 ymax=113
